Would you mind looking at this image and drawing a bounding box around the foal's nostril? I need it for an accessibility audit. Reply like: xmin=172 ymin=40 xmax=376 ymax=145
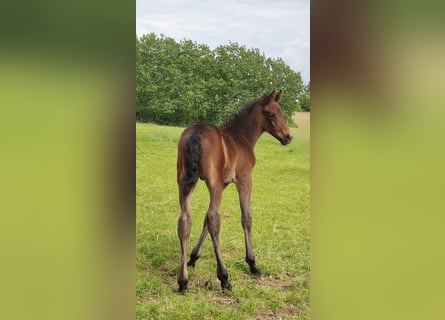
xmin=285 ymin=134 xmax=292 ymax=142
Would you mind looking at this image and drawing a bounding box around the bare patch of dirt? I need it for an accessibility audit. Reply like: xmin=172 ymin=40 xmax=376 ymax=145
xmin=244 ymin=273 xmax=306 ymax=292
xmin=248 ymin=306 xmax=304 ymax=320
xmin=244 ymin=274 xmax=310 ymax=319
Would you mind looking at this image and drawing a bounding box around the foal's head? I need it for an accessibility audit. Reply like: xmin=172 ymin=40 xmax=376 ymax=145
xmin=260 ymin=90 xmax=293 ymax=145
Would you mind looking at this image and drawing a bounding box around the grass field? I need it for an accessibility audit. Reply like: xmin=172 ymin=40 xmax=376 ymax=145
xmin=136 ymin=113 xmax=310 ymax=319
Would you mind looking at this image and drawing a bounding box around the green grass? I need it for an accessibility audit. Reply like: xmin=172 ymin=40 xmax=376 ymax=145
xmin=136 ymin=116 xmax=310 ymax=319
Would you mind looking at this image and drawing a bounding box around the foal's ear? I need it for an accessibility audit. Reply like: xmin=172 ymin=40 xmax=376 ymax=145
xmin=275 ymin=90 xmax=283 ymax=102
xmin=263 ymin=90 xmax=276 ymax=105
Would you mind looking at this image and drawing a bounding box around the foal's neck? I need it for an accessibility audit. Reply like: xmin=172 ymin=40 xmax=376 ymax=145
xmin=222 ymin=105 xmax=263 ymax=148
xmin=241 ymin=116 xmax=263 ymax=147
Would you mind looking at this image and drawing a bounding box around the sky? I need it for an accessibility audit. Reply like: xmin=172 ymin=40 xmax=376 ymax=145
xmin=136 ymin=0 xmax=310 ymax=84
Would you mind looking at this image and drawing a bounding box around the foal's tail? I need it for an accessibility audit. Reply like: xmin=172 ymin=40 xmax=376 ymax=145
xmin=181 ymin=132 xmax=201 ymax=199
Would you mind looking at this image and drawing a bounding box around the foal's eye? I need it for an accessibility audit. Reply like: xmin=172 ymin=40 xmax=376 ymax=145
xmin=265 ymin=111 xmax=275 ymax=119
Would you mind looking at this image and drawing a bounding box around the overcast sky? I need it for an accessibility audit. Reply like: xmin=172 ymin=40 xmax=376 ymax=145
xmin=136 ymin=0 xmax=310 ymax=84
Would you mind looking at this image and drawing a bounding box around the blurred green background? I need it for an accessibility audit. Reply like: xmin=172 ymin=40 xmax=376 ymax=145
xmin=0 ymin=0 xmax=134 ymax=319
xmin=311 ymin=1 xmax=445 ymax=319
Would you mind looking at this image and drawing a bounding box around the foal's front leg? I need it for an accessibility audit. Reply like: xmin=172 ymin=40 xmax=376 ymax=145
xmin=236 ymin=176 xmax=261 ymax=275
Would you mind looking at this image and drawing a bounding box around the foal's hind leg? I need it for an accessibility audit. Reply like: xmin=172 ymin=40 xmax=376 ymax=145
xmin=177 ymin=193 xmax=192 ymax=293
xmin=236 ymin=176 xmax=261 ymax=275
xmin=188 ymin=220 xmax=208 ymax=267
xmin=188 ymin=184 xmax=228 ymax=267
xmin=205 ymin=181 xmax=232 ymax=291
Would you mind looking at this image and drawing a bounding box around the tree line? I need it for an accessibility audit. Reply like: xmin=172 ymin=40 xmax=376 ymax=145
xmin=136 ymin=33 xmax=310 ymax=126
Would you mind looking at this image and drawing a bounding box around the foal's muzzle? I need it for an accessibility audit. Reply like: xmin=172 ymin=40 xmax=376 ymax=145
xmin=280 ymin=133 xmax=293 ymax=145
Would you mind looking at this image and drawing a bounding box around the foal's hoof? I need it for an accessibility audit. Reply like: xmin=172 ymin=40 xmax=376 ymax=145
xmin=246 ymin=258 xmax=261 ymax=275
xmin=187 ymin=260 xmax=196 ymax=268
xmin=187 ymin=253 xmax=200 ymax=268
xmin=178 ymin=280 xmax=188 ymax=294
xmin=251 ymin=267 xmax=261 ymax=276
xmin=248 ymin=264 xmax=261 ymax=276
xmin=221 ymin=280 xmax=232 ymax=291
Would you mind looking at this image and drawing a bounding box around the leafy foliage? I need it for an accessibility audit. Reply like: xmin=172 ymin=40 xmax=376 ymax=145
xmin=136 ymin=33 xmax=309 ymax=126
xmin=298 ymin=82 xmax=310 ymax=112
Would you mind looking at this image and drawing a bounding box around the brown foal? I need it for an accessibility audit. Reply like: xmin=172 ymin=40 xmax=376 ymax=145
xmin=176 ymin=90 xmax=292 ymax=293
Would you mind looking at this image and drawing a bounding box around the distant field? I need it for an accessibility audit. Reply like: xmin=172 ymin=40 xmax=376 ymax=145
xmin=293 ymin=112 xmax=310 ymax=142
xmin=136 ymin=114 xmax=310 ymax=319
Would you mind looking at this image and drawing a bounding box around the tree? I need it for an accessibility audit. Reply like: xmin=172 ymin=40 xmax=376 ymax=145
xmin=136 ymin=34 xmax=306 ymax=125
xmin=298 ymin=82 xmax=310 ymax=112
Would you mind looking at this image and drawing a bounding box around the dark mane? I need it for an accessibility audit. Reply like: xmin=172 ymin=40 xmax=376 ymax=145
xmin=220 ymin=98 xmax=259 ymax=128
